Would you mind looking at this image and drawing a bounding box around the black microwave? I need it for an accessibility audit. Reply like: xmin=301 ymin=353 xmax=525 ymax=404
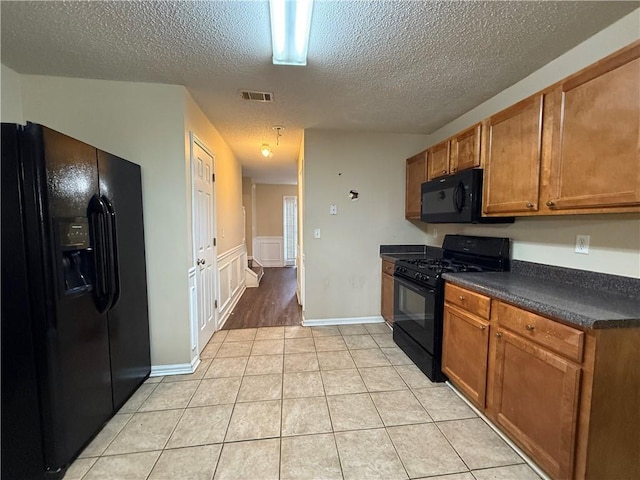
xmin=421 ymin=169 xmax=514 ymax=224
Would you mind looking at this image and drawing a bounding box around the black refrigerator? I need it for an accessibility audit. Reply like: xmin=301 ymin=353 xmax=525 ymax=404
xmin=1 ymin=122 xmax=151 ymax=479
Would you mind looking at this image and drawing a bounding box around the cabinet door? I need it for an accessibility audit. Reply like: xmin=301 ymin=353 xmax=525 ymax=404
xmin=405 ymin=152 xmax=427 ymax=219
xmin=546 ymin=42 xmax=640 ymax=211
xmin=483 ymin=95 xmax=543 ymax=214
xmin=427 ymin=140 xmax=450 ymax=180
xmin=492 ymin=329 xmax=580 ymax=480
xmin=381 ymin=272 xmax=394 ymax=324
xmin=451 ymin=123 xmax=482 ymax=174
xmin=442 ymin=304 xmax=490 ymax=408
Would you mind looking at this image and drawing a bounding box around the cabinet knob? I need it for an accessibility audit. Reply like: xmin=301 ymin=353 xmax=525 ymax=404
xmin=459 ymin=295 xmax=465 ymax=301
xmin=526 ymin=202 xmax=534 ymax=208
xmin=495 ymin=332 xmax=503 ymax=338
xmin=525 ymin=324 xmax=535 ymax=331
xmin=546 ymin=200 xmax=556 ymax=207
xmin=479 ymin=325 xmax=486 ymax=331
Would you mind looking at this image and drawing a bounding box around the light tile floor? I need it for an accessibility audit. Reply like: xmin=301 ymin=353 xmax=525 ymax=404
xmin=64 ymin=324 xmax=542 ymax=480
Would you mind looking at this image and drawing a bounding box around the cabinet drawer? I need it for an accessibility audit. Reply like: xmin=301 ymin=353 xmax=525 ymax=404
xmin=382 ymin=260 xmax=395 ymax=276
xmin=497 ymin=302 xmax=584 ymax=363
xmin=445 ymin=283 xmax=491 ymax=320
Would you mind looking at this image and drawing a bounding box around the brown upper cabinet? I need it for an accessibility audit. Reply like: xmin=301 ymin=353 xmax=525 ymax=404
xmin=482 ymin=94 xmax=544 ymax=215
xmin=544 ymin=41 xmax=640 ymax=213
xmin=427 ymin=139 xmax=450 ymax=180
xmin=406 ymin=40 xmax=639 ymax=221
xmin=451 ymin=123 xmax=482 ymax=173
xmin=405 ymin=150 xmax=427 ymax=219
xmin=427 ymin=123 xmax=482 ymax=181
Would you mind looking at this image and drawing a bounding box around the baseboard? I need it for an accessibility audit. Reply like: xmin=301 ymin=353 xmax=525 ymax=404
xmin=302 ymin=315 xmax=385 ymax=327
xmin=217 ymin=284 xmax=246 ymax=330
xmin=150 ymin=356 xmax=200 ymax=377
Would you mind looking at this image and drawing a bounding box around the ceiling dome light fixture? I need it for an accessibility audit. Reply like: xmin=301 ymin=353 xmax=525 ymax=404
xmin=269 ymin=0 xmax=314 ymax=66
xmin=261 ymin=144 xmax=273 ymax=158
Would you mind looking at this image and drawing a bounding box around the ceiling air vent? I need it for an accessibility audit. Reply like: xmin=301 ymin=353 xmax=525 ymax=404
xmin=240 ymin=90 xmax=273 ymax=102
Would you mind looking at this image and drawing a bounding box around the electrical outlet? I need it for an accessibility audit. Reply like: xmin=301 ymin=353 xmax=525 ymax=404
xmin=314 ymin=228 xmax=321 ymax=239
xmin=330 ymin=204 xmax=337 ymax=215
xmin=575 ymin=234 xmax=590 ymax=254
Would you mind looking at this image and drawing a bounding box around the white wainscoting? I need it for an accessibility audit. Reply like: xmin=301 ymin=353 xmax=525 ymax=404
xmin=253 ymin=236 xmax=284 ymax=267
xmin=217 ymin=244 xmax=247 ymax=329
xmin=188 ymin=267 xmax=198 ymax=359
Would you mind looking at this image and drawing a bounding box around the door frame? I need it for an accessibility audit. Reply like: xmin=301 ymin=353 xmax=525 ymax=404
xmin=190 ymin=132 xmax=218 ymax=353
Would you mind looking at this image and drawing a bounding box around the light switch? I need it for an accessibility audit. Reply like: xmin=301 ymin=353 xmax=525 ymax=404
xmin=314 ymin=228 xmax=321 ymax=239
xmin=330 ymin=204 xmax=338 ymax=215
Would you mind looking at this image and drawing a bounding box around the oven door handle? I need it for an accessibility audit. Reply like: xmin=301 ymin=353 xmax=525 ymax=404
xmin=397 ymin=277 xmax=436 ymax=296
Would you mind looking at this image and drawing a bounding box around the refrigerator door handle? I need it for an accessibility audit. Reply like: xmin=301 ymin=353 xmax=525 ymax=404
xmin=88 ymin=195 xmax=113 ymax=313
xmin=102 ymin=195 xmax=120 ymax=310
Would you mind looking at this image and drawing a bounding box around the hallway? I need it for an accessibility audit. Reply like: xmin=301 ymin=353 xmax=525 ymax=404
xmin=223 ymin=267 xmax=301 ymax=330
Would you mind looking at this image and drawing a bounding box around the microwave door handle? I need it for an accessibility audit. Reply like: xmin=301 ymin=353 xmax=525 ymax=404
xmin=453 ymin=182 xmax=465 ymax=213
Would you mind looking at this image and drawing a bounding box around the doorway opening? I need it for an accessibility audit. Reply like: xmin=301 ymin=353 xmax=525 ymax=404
xmin=283 ymin=196 xmax=297 ymax=267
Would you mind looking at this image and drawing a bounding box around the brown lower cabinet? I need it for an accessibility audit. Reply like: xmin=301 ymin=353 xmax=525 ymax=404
xmin=443 ymin=282 xmax=640 ymax=480
xmin=381 ymin=260 xmax=394 ymax=324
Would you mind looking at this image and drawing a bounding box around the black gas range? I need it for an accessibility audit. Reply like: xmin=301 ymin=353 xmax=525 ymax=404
xmin=392 ymin=235 xmax=510 ymax=382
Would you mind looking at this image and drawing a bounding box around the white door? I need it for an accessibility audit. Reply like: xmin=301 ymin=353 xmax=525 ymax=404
xmin=192 ymin=135 xmax=217 ymax=353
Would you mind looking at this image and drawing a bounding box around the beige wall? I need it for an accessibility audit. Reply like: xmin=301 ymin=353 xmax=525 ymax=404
xmin=5 ymin=75 xmax=245 ymax=366
xmin=242 ymin=177 xmax=255 ymax=256
xmin=183 ymin=91 xmax=244 ymax=256
xmin=421 ymin=9 xmax=640 ymax=279
xmin=16 ymin=74 xmax=192 ymax=366
xmin=1 ymin=64 xmax=23 ymax=123
xmin=303 ymin=130 xmax=431 ymax=321
xmin=255 ymin=184 xmax=298 ymax=237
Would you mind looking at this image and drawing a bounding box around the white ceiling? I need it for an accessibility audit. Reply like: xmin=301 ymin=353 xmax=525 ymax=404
xmin=2 ymin=1 xmax=638 ymax=184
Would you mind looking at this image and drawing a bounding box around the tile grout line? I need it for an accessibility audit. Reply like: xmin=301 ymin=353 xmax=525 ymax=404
xmin=445 ymin=381 xmax=549 ymax=480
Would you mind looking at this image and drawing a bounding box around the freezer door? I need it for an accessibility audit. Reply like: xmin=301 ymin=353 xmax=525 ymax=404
xmin=1 ymin=123 xmax=46 ymax=480
xmin=25 ymin=124 xmax=113 ymax=471
xmin=98 ymin=150 xmax=151 ymax=410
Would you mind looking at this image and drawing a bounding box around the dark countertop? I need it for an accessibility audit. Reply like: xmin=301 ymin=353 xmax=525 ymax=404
xmin=442 ymin=270 xmax=640 ymax=330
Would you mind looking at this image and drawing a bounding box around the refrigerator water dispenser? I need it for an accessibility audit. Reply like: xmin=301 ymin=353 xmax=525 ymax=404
xmin=57 ymin=218 xmax=93 ymax=296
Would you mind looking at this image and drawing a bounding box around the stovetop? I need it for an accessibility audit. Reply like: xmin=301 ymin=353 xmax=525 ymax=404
xmin=401 ymin=258 xmax=484 ymax=274
xmin=393 ymin=235 xmax=511 ymax=287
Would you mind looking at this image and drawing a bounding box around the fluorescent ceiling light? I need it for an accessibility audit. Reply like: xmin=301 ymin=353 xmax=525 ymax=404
xmin=269 ymin=0 xmax=314 ymax=66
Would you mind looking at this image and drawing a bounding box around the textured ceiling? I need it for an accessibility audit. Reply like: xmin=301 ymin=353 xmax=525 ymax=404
xmin=2 ymin=1 xmax=638 ymax=184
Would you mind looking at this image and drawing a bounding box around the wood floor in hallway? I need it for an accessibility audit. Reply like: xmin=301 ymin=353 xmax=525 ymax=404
xmin=223 ymin=267 xmax=301 ymax=330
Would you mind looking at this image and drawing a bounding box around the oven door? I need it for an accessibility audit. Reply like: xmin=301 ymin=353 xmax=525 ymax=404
xmin=393 ymin=275 xmax=437 ymax=355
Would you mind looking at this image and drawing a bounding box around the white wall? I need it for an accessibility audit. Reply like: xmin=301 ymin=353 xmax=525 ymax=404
xmin=1 ymin=64 xmax=23 ymax=123
xmin=421 ymin=9 xmax=640 ymax=279
xmin=16 ymin=74 xmax=194 ymax=366
xmin=303 ymin=130 xmax=430 ymax=321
